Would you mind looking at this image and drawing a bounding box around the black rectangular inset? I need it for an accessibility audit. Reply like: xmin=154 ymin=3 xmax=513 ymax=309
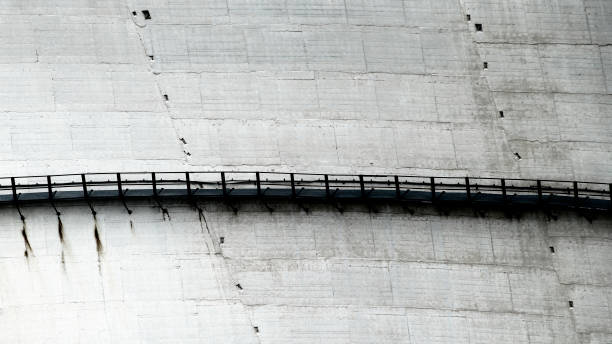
xmin=142 ymin=10 xmax=151 ymax=20
xmin=475 ymin=23 xmax=483 ymax=31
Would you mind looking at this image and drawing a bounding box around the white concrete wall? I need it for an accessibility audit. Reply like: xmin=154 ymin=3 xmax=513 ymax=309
xmin=1 ymin=1 xmax=612 ymax=343
xmin=0 ymin=201 xmax=611 ymax=343
xmin=0 ymin=0 xmax=610 ymax=181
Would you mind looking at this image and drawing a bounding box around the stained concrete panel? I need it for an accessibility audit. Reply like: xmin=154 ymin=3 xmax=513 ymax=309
xmin=1 ymin=1 xmax=612 ymax=343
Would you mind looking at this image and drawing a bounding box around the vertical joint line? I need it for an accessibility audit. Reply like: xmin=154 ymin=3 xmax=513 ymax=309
xmin=465 ymin=177 xmax=471 ymax=202
xmin=256 ymin=172 xmax=261 ymax=197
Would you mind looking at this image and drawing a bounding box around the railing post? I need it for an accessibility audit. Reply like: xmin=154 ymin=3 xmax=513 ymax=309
xmin=47 ymin=175 xmax=53 ymax=200
xmin=537 ymin=180 xmax=542 ymax=204
xmin=430 ymin=177 xmax=436 ymax=202
xmin=117 ymin=173 xmax=124 ymax=197
xmin=394 ymin=176 xmax=401 ymax=200
xmin=359 ymin=175 xmax=365 ymax=199
xmin=151 ymin=172 xmax=157 ymax=197
xmin=256 ymin=172 xmax=261 ymax=196
xmin=185 ymin=172 xmax=191 ymax=196
xmin=11 ymin=177 xmax=18 ymax=203
xmin=221 ymin=172 xmax=227 ymax=197
xmin=501 ymin=179 xmax=507 ymax=203
xmin=573 ymin=181 xmax=579 ymax=206
xmin=81 ymin=174 xmax=88 ymax=199
xmin=465 ymin=177 xmax=471 ymax=202
xmin=290 ymin=173 xmax=296 ymax=199
xmin=609 ymin=184 xmax=612 ymax=210
xmin=325 ymin=175 xmax=330 ymax=199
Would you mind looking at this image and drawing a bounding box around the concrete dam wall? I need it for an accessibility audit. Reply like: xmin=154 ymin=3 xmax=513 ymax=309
xmin=0 ymin=0 xmax=611 ymax=343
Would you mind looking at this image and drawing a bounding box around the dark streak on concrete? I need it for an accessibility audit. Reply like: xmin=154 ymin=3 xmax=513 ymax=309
xmin=93 ymin=215 xmax=104 ymax=276
xmin=21 ymin=220 xmax=33 ymax=257
xmin=58 ymin=216 xmax=64 ymax=243
xmin=198 ymin=208 xmax=211 ymax=235
xmin=61 ymin=250 xmax=66 ymax=271
xmin=162 ymin=208 xmax=171 ymax=221
xmin=94 ymin=223 xmax=103 ymax=256
xmin=130 ymin=219 xmax=135 ymax=234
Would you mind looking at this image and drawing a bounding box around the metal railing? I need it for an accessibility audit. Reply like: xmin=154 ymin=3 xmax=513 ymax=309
xmin=0 ymin=171 xmax=610 ymax=213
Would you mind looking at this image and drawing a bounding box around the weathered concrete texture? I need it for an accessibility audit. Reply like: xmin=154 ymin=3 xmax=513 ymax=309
xmin=1 ymin=1 xmax=612 ymax=343
xmin=0 ymin=201 xmax=610 ymax=343
xmin=0 ymin=0 xmax=610 ymax=180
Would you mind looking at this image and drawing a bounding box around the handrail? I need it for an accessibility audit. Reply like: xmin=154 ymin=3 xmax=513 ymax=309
xmin=0 ymin=171 xmax=609 ymax=214
xmin=0 ymin=170 xmax=609 ymax=185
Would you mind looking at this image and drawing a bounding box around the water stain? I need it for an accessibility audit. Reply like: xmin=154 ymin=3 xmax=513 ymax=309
xmin=197 ymin=209 xmax=211 ymax=234
xmin=129 ymin=219 xmax=135 ymax=234
xmin=162 ymin=208 xmax=170 ymax=221
xmin=21 ymin=221 xmax=33 ymax=257
xmin=57 ymin=216 xmax=64 ymax=243
xmin=94 ymin=223 xmax=103 ymax=256
xmin=93 ymin=218 xmax=103 ymax=276
xmin=60 ymin=250 xmax=67 ymax=272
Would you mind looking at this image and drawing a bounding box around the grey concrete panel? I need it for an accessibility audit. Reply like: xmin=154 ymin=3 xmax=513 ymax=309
xmin=1 ymin=1 xmax=612 ymax=342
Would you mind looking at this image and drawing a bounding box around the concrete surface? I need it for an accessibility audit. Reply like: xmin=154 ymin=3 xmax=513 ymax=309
xmin=0 ymin=0 xmax=610 ymax=181
xmin=0 ymin=0 xmax=611 ymax=343
xmin=0 ymin=201 xmax=611 ymax=343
